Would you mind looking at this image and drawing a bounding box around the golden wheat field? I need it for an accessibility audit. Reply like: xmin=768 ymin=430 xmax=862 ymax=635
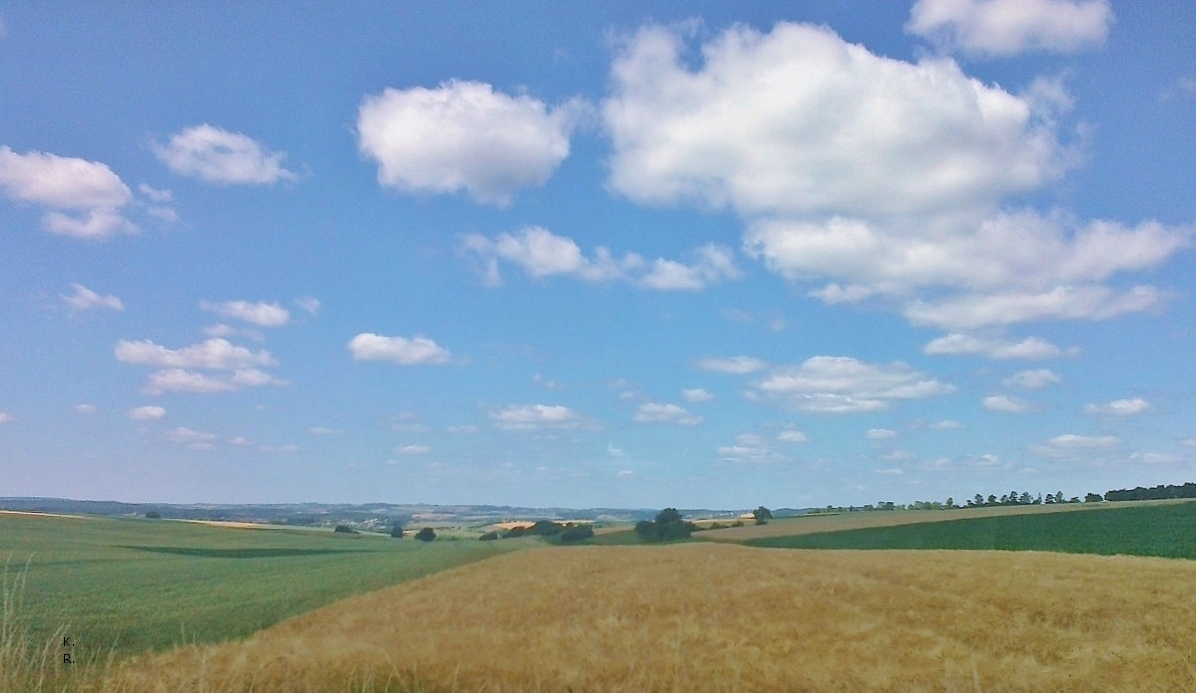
xmin=102 ymin=543 xmax=1196 ymax=692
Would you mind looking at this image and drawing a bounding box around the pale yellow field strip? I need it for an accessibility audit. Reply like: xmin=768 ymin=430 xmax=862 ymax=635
xmin=0 ymin=509 xmax=93 ymax=520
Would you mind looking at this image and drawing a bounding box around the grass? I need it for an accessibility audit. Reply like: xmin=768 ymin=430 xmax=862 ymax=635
xmin=743 ymin=501 xmax=1196 ymax=558
xmin=101 ymin=543 xmax=1196 ymax=691
xmin=0 ymin=512 xmax=527 ymax=658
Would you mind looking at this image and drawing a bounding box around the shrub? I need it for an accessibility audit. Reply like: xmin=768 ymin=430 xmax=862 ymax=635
xmin=635 ymin=508 xmax=696 ymax=542
xmin=479 ymin=531 xmax=499 ymax=541
xmin=333 ymin=524 xmax=358 ymax=534
xmin=559 ymin=525 xmax=594 ymax=542
xmin=390 ymin=523 xmax=404 ymax=538
xmin=531 ymin=520 xmax=561 ymax=536
xmin=144 ymin=510 xmax=161 ymax=519
xmin=414 ymin=527 xmax=436 ymax=542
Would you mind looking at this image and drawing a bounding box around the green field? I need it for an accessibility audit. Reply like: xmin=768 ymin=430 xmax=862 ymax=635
xmin=0 ymin=513 xmax=529 ymax=657
xmin=743 ymin=501 xmax=1196 ymax=558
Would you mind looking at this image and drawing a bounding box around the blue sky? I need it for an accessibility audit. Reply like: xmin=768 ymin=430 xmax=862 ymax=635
xmin=1 ymin=0 xmax=1193 ymax=509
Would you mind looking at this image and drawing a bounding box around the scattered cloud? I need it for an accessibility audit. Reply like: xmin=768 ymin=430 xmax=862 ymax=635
xmin=348 ymin=333 xmax=451 ymax=365
xmin=1035 ymin=433 xmax=1119 ymax=455
xmin=1084 ymin=397 xmax=1151 ymax=416
xmin=491 ymin=404 xmax=582 ymax=431
xmin=0 ymin=412 xmax=12 ymax=424
xmin=395 ymin=444 xmax=431 ymax=455
xmin=748 ymin=356 xmax=955 ymax=413
xmin=357 ymin=80 xmax=584 ymax=206
xmin=929 ymin=420 xmax=963 ymax=430
xmin=0 ymin=146 xmax=136 ymax=239
xmin=462 ymin=226 xmax=739 ymax=290
xmin=924 ymin=333 xmax=1074 ymax=359
xmin=228 ymin=436 xmax=253 ymax=447
xmin=602 ymin=23 xmax=1188 ymax=330
xmin=982 ymin=394 xmax=1032 ymax=413
xmin=163 ymin=426 xmax=218 ymax=449
xmin=200 ymin=300 xmax=290 ymax=327
xmin=309 ymin=427 xmax=344 ymax=436
xmin=74 ymin=404 xmax=98 ymax=415
xmin=695 ymin=356 xmax=767 ymax=374
xmin=681 ymin=388 xmax=714 ymax=402
xmin=141 ymin=368 xmax=286 ymax=395
xmin=129 ymin=405 xmax=167 ymax=421
xmin=115 ymin=338 xmax=276 ymax=370
xmin=616 ymin=469 xmax=636 ymax=479
xmin=295 ymin=297 xmax=320 ymax=315
xmin=533 ymin=373 xmax=563 ymax=390
xmin=875 ymin=467 xmax=904 ymax=475
xmin=907 ymin=0 xmax=1114 ymax=58
xmin=1003 ymin=369 xmax=1062 ymax=390
xmin=717 ymin=433 xmax=785 ymax=463
xmin=62 ymin=283 xmax=123 ymax=313
xmin=634 ymin=403 xmax=702 ymax=426
xmin=1159 ymin=76 xmax=1196 ymax=103
xmin=777 ymin=429 xmax=808 ymax=443
xmin=607 ymin=443 xmax=626 ymax=457
xmin=866 ymin=428 xmax=898 ymax=440
xmin=153 ymin=124 xmax=297 ymax=185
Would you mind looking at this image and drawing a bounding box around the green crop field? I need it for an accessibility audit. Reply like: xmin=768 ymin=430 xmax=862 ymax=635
xmin=743 ymin=500 xmax=1196 ymax=558
xmin=0 ymin=512 xmax=528 ymax=657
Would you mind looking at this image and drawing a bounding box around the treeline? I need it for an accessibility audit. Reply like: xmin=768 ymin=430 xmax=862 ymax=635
xmin=1104 ymin=482 xmax=1196 ymax=502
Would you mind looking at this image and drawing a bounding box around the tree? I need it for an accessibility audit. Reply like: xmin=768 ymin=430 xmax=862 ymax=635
xmin=635 ymin=508 xmax=696 ymax=542
xmin=390 ymin=522 xmax=404 ymax=538
xmin=559 ymin=525 xmax=594 ymax=542
xmin=414 ymin=527 xmax=436 ymax=542
xmin=333 ymin=524 xmax=358 ymax=534
xmin=752 ymin=506 xmax=773 ymax=525
xmin=1084 ymin=492 xmax=1102 ymax=503
xmin=144 ymin=510 xmax=161 ymax=519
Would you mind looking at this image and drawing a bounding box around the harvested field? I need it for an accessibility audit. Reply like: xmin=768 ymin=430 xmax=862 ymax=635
xmin=107 ymin=543 xmax=1196 ymax=692
xmin=697 ymin=498 xmax=1192 ymax=542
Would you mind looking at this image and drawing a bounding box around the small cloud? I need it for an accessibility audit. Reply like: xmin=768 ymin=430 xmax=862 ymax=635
xmin=228 ymin=436 xmax=253 ymax=446
xmin=875 ymin=467 xmax=904 ymax=475
xmin=309 ymin=427 xmax=344 ymax=436
xmin=129 ymin=405 xmax=166 ymax=421
xmin=164 ymin=426 xmax=218 ymax=447
xmin=1182 ymin=438 xmax=1196 ymax=448
xmin=634 ymin=403 xmax=702 ymax=426
xmin=929 ymin=419 xmax=963 ymax=430
xmin=866 ymin=428 xmax=898 ymax=440
xmin=348 ymin=333 xmax=451 ymax=365
xmin=749 ymin=356 xmax=955 ymax=414
xmin=0 ymin=412 xmax=14 ymax=424
xmin=62 ymin=283 xmax=123 ymax=313
xmin=983 ymin=395 xmax=1032 ymax=413
xmin=154 ymin=124 xmax=297 ymax=185
xmin=777 ymin=430 xmax=808 ymax=443
xmin=138 ymin=183 xmax=172 ymax=202
xmin=1003 ymin=369 xmax=1062 ymax=390
xmin=607 ymin=443 xmax=626 ymax=457
xmin=1038 ymin=433 xmax=1119 ymax=452
xmin=74 ymin=404 xmax=98 ymax=415
xmin=906 ymin=0 xmax=1114 ymax=58
xmin=1128 ymin=452 xmax=1179 ymax=465
xmin=295 ymin=297 xmax=320 ymax=315
xmin=722 ymin=309 xmax=754 ymax=324
xmin=1159 ymin=76 xmax=1196 ymax=102
xmin=681 ymin=388 xmax=714 ymax=402
xmin=1083 ymin=397 xmax=1151 ymax=416
xmin=616 ymin=469 xmax=636 ymax=479
xmin=0 ymin=146 xmax=136 ymax=240
xmin=446 ymin=425 xmax=478 ymax=434
xmin=200 ymin=300 xmax=290 ymax=327
xmin=259 ymin=444 xmax=299 ymax=453
xmin=924 ymin=333 xmax=1075 ymax=360
xmin=141 ymin=368 xmax=286 ymax=395
xmin=115 ymin=339 xmax=276 ymax=370
xmin=533 ymin=373 xmax=563 ymax=390
xmin=491 ymin=404 xmax=581 ymax=431
xmin=203 ymin=324 xmax=236 ymax=338
xmin=695 ymin=356 xmax=767 ymax=374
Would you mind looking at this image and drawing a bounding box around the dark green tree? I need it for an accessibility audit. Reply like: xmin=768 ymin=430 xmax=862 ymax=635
xmin=390 ymin=522 xmax=404 ymax=538
xmin=414 ymin=527 xmax=436 ymax=542
xmin=752 ymin=506 xmax=773 ymax=525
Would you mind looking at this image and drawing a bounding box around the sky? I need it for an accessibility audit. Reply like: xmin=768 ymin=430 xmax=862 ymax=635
xmin=1 ymin=0 xmax=1194 ymax=510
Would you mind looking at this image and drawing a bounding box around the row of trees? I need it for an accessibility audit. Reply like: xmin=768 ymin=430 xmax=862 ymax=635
xmin=1105 ymin=482 xmax=1196 ymax=502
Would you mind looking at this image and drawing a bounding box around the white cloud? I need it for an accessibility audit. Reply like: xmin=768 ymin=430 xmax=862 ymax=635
xmin=907 ymin=0 xmax=1114 ymax=58
xmin=138 ymin=184 xmax=172 ymax=203
xmin=295 ymin=297 xmax=320 ymax=315
xmin=395 ymin=444 xmax=431 ymax=455
xmin=695 ymin=356 xmax=768 ymax=374
xmin=1037 ymin=433 xmax=1119 ymax=452
xmin=717 ymin=434 xmax=785 ymax=463
xmin=115 ymin=339 xmax=276 ymax=370
xmin=602 ymin=23 xmax=1189 ymax=329
xmin=929 ymin=420 xmax=963 ymax=430
xmin=142 ymin=369 xmax=285 ymax=395
xmin=533 ymin=374 xmax=563 ymax=390
xmin=62 ymin=283 xmax=123 ymax=313
xmin=748 ymin=356 xmax=955 ymax=413
xmin=129 ymin=406 xmax=167 ymax=421
xmin=778 ymin=430 xmax=809 ymax=443
xmin=164 ymin=426 xmax=218 ymax=447
xmin=0 ymin=412 xmax=12 ymax=424
xmin=1084 ymin=397 xmax=1151 ymax=416
xmin=309 ymin=427 xmax=344 ymax=436
xmin=616 ymin=469 xmax=636 ymax=479
xmin=607 ymin=443 xmax=626 ymax=457
xmin=490 ymin=404 xmax=581 ymax=431
xmin=348 ymin=333 xmax=451 ymax=365
xmin=866 ymin=428 xmax=898 ymax=440
xmin=357 ymin=80 xmax=582 ymax=206
xmin=634 ymin=403 xmax=702 ymax=426
xmin=1003 ymin=369 xmax=1062 ymax=390
xmin=1160 ymin=76 xmax=1196 ymax=103
xmin=681 ymin=388 xmax=714 ymax=402
xmin=924 ymin=333 xmax=1073 ymax=359
xmin=203 ymin=324 xmax=236 ymax=338
xmin=983 ymin=394 xmax=1032 ymax=413
xmin=74 ymin=404 xmax=97 ymax=415
xmin=462 ymin=226 xmax=738 ymax=290
xmin=0 ymin=146 xmax=136 ymax=239
xmin=200 ymin=300 xmax=291 ymax=327
xmin=154 ymin=125 xmax=296 ymax=185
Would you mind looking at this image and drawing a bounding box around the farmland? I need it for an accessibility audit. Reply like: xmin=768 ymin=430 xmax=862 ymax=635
xmin=0 ymin=512 xmax=525 ymax=656
xmin=744 ymin=500 xmax=1196 ymax=558
xmin=103 ymin=543 xmax=1196 ymax=692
